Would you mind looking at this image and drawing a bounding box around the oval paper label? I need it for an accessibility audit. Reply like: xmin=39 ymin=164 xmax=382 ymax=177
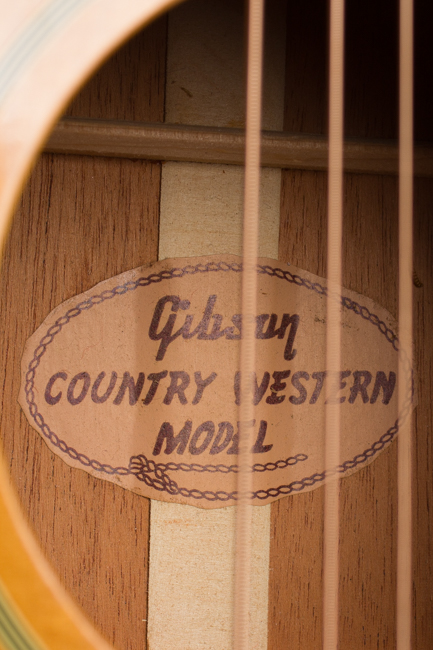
xmin=19 ymin=255 xmax=413 ymax=508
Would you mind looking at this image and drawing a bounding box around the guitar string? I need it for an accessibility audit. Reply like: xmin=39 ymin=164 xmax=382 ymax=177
xmin=323 ymin=0 xmax=345 ymax=649
xmin=234 ymin=0 xmax=264 ymax=648
xmin=397 ymin=0 xmax=414 ymax=648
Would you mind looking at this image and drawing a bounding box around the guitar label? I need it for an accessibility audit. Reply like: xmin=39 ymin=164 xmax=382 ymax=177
xmin=19 ymin=255 xmax=413 ymax=508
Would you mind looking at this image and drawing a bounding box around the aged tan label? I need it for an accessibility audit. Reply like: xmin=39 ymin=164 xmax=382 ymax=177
xmin=19 ymin=255 xmax=412 ymax=508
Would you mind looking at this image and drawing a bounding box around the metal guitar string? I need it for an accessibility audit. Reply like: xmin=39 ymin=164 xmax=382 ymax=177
xmin=234 ymin=0 xmax=264 ymax=648
xmin=323 ymin=0 xmax=345 ymax=649
xmin=323 ymin=0 xmax=415 ymax=647
xmin=397 ymin=0 xmax=414 ymax=648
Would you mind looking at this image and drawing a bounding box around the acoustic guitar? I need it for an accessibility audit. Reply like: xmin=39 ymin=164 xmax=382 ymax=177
xmin=0 ymin=0 xmax=431 ymax=648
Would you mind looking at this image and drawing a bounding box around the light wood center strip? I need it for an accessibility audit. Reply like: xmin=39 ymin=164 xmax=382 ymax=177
xmin=147 ymin=1 xmax=286 ymax=648
xmin=45 ymin=118 xmax=433 ymax=176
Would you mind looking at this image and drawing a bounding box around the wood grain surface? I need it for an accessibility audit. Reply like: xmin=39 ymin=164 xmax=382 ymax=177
xmin=269 ymin=1 xmax=433 ymax=648
xmin=0 ymin=17 xmax=166 ymax=650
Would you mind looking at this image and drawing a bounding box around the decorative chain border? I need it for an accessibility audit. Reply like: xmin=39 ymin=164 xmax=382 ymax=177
xmin=130 ymin=453 xmax=308 ymax=475
xmin=24 ymin=261 xmax=413 ymax=503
